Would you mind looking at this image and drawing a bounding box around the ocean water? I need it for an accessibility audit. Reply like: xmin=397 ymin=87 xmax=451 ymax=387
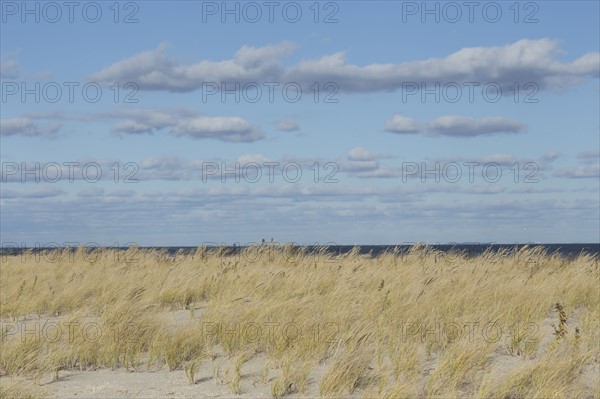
xmin=2 ymin=243 xmax=598 ymax=259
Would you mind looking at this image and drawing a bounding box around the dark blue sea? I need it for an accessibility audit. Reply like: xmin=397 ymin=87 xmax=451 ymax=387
xmin=2 ymin=243 xmax=598 ymax=259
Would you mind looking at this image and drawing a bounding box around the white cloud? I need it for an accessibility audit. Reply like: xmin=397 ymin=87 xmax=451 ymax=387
xmin=385 ymin=114 xmax=525 ymax=137
xmin=344 ymin=152 xmax=557 ymax=179
xmin=541 ymin=152 xmax=561 ymax=162
xmin=0 ymin=118 xmax=61 ymax=137
xmin=427 ymin=116 xmax=525 ymax=137
xmin=577 ymin=151 xmax=599 ymax=162
xmin=78 ymin=187 xmax=105 ymax=197
xmin=106 ymin=190 xmax=137 ymax=198
xmin=2 ymin=187 xmax=64 ymax=199
xmin=286 ymin=39 xmax=599 ymax=92
xmin=553 ymin=152 xmax=599 ymax=178
xmin=235 ymin=154 xmax=273 ymax=164
xmin=89 ymin=42 xmax=295 ymax=92
xmin=554 ymin=165 xmax=600 ymax=178
xmin=384 ymin=114 xmax=421 ymax=134
xmin=108 ymin=109 xmax=182 ymax=135
xmin=89 ymin=39 xmax=599 ymax=94
xmin=276 ymin=118 xmax=299 ymax=132
xmin=106 ymin=108 xmax=263 ymax=142
xmin=348 ymin=147 xmax=380 ymax=162
xmin=0 ymin=59 xmax=19 ymax=78
xmin=15 ymin=107 xmax=265 ymax=142
xmin=170 ymin=116 xmax=263 ymax=142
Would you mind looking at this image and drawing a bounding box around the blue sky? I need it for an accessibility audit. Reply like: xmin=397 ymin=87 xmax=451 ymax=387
xmin=1 ymin=0 xmax=599 ymax=246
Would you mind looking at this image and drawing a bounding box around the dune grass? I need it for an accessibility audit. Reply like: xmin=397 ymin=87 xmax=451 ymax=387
xmin=0 ymin=244 xmax=598 ymax=398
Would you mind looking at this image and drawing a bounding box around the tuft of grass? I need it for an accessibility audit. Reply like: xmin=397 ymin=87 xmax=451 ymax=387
xmin=184 ymin=360 xmax=199 ymax=384
xmin=0 ymin=377 xmax=48 ymax=399
xmin=229 ymin=373 xmax=241 ymax=395
xmin=150 ymin=326 xmax=207 ymax=371
xmin=270 ymin=356 xmax=312 ymax=398
xmin=227 ymin=351 xmax=251 ymax=395
xmin=0 ymin=336 xmax=44 ymax=377
xmin=319 ymin=331 xmax=373 ymax=396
